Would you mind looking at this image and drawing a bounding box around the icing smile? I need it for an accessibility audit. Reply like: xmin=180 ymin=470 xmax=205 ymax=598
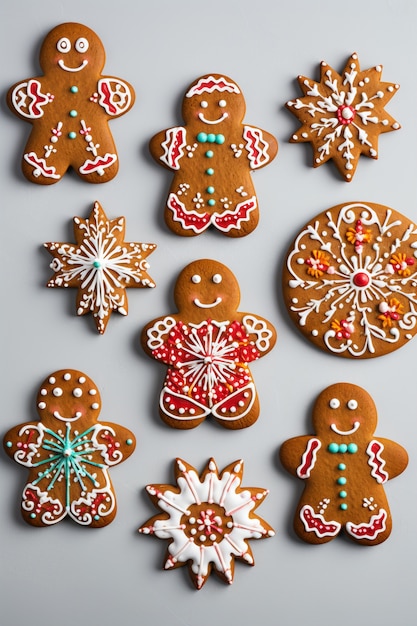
xmin=330 ymin=421 xmax=360 ymax=436
xmin=198 ymin=112 xmax=228 ymax=125
xmin=58 ymin=59 xmax=88 ymax=72
xmin=53 ymin=410 xmax=83 ymax=422
xmin=193 ymin=297 xmax=222 ymax=308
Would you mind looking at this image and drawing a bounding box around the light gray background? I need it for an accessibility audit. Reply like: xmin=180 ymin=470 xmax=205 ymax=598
xmin=1 ymin=1 xmax=416 ymax=624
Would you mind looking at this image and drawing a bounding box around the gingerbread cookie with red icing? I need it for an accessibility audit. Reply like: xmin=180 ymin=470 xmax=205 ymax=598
xmin=150 ymin=73 xmax=278 ymax=236
xmin=7 ymin=23 xmax=135 ymax=184
xmin=3 ymin=369 xmax=136 ymax=527
xmin=141 ymin=259 xmax=276 ymax=428
xmin=286 ymin=53 xmax=400 ymax=181
xmin=282 ymin=201 xmax=417 ymax=358
xmin=139 ymin=457 xmax=275 ymax=589
xmin=279 ymin=383 xmax=408 ymax=545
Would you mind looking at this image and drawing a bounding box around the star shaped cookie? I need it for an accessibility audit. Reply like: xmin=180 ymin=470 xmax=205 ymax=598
xmin=286 ymin=53 xmax=400 ymax=181
xmin=44 ymin=201 xmax=156 ymax=333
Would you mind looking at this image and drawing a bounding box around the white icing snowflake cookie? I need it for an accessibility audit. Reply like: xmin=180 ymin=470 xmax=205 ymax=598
xmin=139 ymin=458 xmax=275 ymax=589
xmin=282 ymin=202 xmax=417 ymax=358
xmin=286 ymin=53 xmax=400 ymax=181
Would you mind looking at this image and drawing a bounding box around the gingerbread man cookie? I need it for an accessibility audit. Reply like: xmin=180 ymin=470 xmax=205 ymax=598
xmin=44 ymin=201 xmax=156 ymax=334
xmin=282 ymin=201 xmax=417 ymax=358
xmin=286 ymin=53 xmax=400 ymax=181
xmin=150 ymin=74 xmax=278 ymax=236
xmin=139 ymin=457 xmax=275 ymax=589
xmin=279 ymin=383 xmax=408 ymax=545
xmin=7 ymin=23 xmax=135 ymax=184
xmin=3 ymin=370 xmax=136 ymax=527
xmin=141 ymin=259 xmax=277 ymax=429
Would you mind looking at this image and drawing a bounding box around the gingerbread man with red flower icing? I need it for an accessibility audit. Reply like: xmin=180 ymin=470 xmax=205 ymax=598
xmin=279 ymin=383 xmax=408 ymax=545
xmin=3 ymin=369 xmax=136 ymax=527
xmin=141 ymin=259 xmax=277 ymax=429
xmin=7 ymin=23 xmax=135 ymax=184
xmin=150 ymin=74 xmax=278 ymax=236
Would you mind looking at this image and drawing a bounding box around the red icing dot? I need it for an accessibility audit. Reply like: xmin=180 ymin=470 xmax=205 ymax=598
xmin=353 ymin=272 xmax=370 ymax=287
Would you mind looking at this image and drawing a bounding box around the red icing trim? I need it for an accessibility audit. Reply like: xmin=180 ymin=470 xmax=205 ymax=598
xmin=98 ymin=81 xmax=117 ymax=115
xmin=297 ymin=439 xmax=321 ymax=478
xmin=79 ymin=153 xmax=117 ymax=175
xmin=24 ymin=152 xmax=60 ymax=179
xmin=367 ymin=440 xmax=388 ymax=484
xmin=28 ymin=80 xmax=49 ymax=117
xmin=167 ymin=193 xmax=211 ymax=233
xmin=346 ymin=509 xmax=387 ymax=540
xmin=300 ymin=505 xmax=341 ymax=538
xmin=213 ymin=198 xmax=256 ymax=232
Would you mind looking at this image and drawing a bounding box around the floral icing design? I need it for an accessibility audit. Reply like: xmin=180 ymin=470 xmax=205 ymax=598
xmin=284 ymin=202 xmax=417 ymax=358
xmin=44 ymin=201 xmax=156 ymax=333
xmin=286 ymin=53 xmax=400 ymax=181
xmin=139 ymin=458 xmax=275 ymax=589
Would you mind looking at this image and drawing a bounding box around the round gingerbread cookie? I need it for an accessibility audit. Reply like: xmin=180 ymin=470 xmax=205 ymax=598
xmin=282 ymin=201 xmax=417 ymax=358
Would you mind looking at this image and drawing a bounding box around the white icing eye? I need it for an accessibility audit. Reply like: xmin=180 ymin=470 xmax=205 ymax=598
xmin=57 ymin=37 xmax=71 ymax=53
xmin=75 ymin=37 xmax=89 ymax=52
xmin=219 ymin=99 xmax=227 ymax=108
xmin=347 ymin=399 xmax=358 ymax=410
xmin=73 ymin=388 xmax=83 ymax=398
xmin=91 ymin=403 xmax=100 ymax=410
xmin=52 ymin=387 xmax=63 ymax=397
xmin=191 ymin=274 xmax=201 ymax=284
xmin=200 ymin=100 xmax=208 ymax=108
xmin=212 ymin=274 xmax=222 ymax=284
xmin=329 ymin=398 xmax=340 ymax=409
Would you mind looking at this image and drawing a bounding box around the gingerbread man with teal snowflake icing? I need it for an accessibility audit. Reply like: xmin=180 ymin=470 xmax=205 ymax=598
xmin=7 ymin=23 xmax=135 ymax=184
xmin=280 ymin=383 xmax=408 ymax=545
xmin=3 ymin=370 xmax=136 ymax=527
xmin=150 ymin=73 xmax=278 ymax=236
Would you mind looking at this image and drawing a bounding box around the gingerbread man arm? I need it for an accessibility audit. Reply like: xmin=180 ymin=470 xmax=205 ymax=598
xmin=141 ymin=315 xmax=179 ymax=359
xmin=3 ymin=422 xmax=43 ymax=466
xmin=280 ymin=436 xmax=320 ymax=477
xmin=7 ymin=78 xmax=53 ymax=121
xmin=368 ymin=437 xmax=408 ymax=481
xmin=94 ymin=76 xmax=135 ymax=118
xmin=241 ymin=313 xmax=277 ymax=356
xmin=149 ymin=127 xmax=187 ymax=170
xmin=93 ymin=422 xmax=136 ymax=465
xmin=242 ymin=126 xmax=278 ymax=170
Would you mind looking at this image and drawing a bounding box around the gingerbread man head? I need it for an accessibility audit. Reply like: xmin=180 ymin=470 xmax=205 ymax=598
xmin=39 ymin=23 xmax=105 ymax=75
xmin=182 ymin=74 xmax=246 ymax=128
xmin=173 ymin=259 xmax=241 ymax=324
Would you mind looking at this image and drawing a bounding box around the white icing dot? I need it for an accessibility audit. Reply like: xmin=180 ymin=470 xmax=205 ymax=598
xmin=78 ymin=377 xmax=86 ymax=383
xmin=209 ymin=534 xmax=216 ymax=541
xmin=292 ymin=298 xmax=298 ymax=304
xmin=347 ymin=399 xmax=358 ymax=410
xmin=200 ymin=535 xmax=206 ymax=542
xmin=49 ymin=377 xmax=56 ymax=384
xmin=388 ymin=86 xmax=394 ymax=92
xmin=191 ymin=274 xmax=201 ymax=284
xmin=73 ymin=388 xmax=83 ymax=398
xmin=364 ymin=77 xmax=370 ymax=83
xmin=189 ymin=517 xmax=196 ymax=524
xmin=38 ymin=402 xmax=46 ymax=409
xmin=392 ymin=123 xmax=400 ymax=129
xmin=358 ymin=81 xmax=364 ymax=87
xmin=219 ymin=99 xmax=227 ymax=107
xmin=292 ymin=134 xmax=298 ymax=140
xmin=330 ymin=398 xmax=340 ymax=409
xmin=212 ymin=274 xmax=222 ymax=284
xmin=301 ymin=132 xmax=308 ymax=138
xmin=297 ymin=258 xmax=305 ymax=265
xmin=53 ymin=387 xmax=63 ymax=397
xmin=64 ymin=373 xmax=71 ymax=380
xmin=200 ymin=100 xmax=208 ymax=108
xmin=89 ymin=389 xmax=97 ymax=396
xmin=376 ymin=65 xmax=382 ymax=72
xmin=40 ymin=388 xmax=47 ymax=396
xmin=311 ymin=329 xmax=319 ymax=337
xmin=91 ymin=403 xmax=99 ymax=410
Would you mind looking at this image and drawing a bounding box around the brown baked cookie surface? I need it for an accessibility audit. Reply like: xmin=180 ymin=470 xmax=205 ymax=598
xmin=280 ymin=383 xmax=408 ymax=545
xmin=150 ymin=74 xmax=278 ymax=236
xmin=3 ymin=369 xmax=136 ymax=527
xmin=286 ymin=53 xmax=400 ymax=181
xmin=142 ymin=259 xmax=277 ymax=428
xmin=282 ymin=201 xmax=417 ymax=358
xmin=44 ymin=200 xmax=156 ymax=334
xmin=139 ymin=457 xmax=275 ymax=589
xmin=7 ymin=23 xmax=135 ymax=184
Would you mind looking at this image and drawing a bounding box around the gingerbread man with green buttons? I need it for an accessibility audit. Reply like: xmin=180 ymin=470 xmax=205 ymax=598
xmin=150 ymin=73 xmax=278 ymax=237
xmin=7 ymin=23 xmax=135 ymax=184
xmin=280 ymin=383 xmax=408 ymax=545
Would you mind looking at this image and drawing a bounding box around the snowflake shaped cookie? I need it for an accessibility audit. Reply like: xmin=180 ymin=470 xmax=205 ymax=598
xmin=286 ymin=53 xmax=400 ymax=181
xmin=139 ymin=458 xmax=274 ymax=589
xmin=44 ymin=201 xmax=156 ymax=333
xmin=283 ymin=202 xmax=417 ymax=358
